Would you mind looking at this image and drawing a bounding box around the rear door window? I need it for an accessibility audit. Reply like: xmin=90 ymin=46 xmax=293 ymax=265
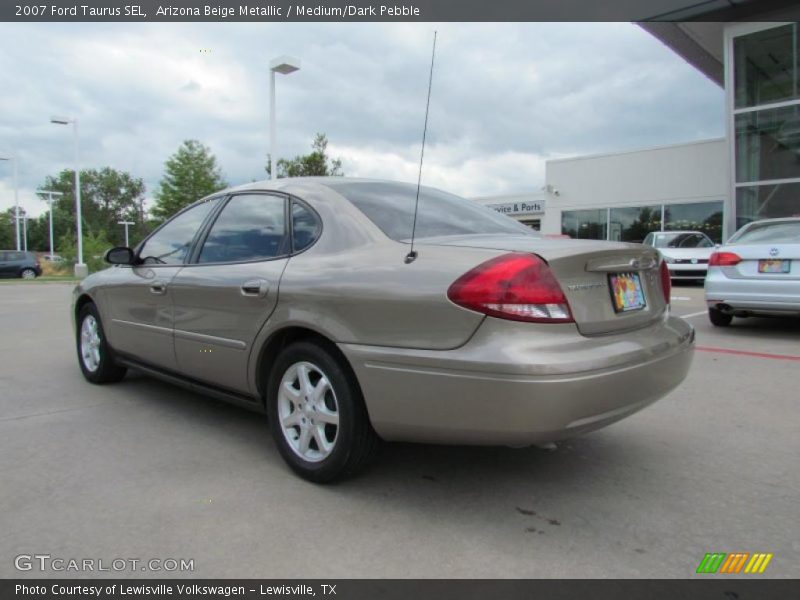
xmin=198 ymin=194 xmax=288 ymax=263
xmin=291 ymin=201 xmax=321 ymax=252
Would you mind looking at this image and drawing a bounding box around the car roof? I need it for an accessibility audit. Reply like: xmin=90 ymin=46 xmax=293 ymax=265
xmin=212 ymin=176 xmax=433 ymax=198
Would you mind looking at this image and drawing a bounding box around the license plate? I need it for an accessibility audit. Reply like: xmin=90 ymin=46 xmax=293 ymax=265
xmin=609 ymin=272 xmax=646 ymax=313
xmin=758 ymin=259 xmax=791 ymax=273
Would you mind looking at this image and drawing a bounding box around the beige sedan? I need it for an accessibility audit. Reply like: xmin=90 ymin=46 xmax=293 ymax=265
xmin=72 ymin=178 xmax=694 ymax=482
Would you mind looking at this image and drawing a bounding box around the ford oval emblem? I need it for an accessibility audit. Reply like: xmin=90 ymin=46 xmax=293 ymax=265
xmin=770 ymin=247 xmax=779 ymax=257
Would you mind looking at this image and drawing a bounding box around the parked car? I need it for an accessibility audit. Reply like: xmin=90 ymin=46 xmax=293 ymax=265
xmin=705 ymin=217 xmax=800 ymax=326
xmin=71 ymin=178 xmax=694 ymax=482
xmin=42 ymin=254 xmax=64 ymax=262
xmin=0 ymin=250 xmax=42 ymax=279
xmin=643 ymin=231 xmax=715 ymax=281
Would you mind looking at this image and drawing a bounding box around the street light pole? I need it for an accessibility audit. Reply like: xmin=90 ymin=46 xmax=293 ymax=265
xmin=37 ymin=190 xmax=63 ymax=260
xmin=51 ymin=116 xmax=86 ymax=277
xmin=269 ymin=56 xmax=300 ymax=181
xmin=0 ymin=155 xmax=20 ymax=250
xmin=118 ymin=220 xmax=135 ymax=247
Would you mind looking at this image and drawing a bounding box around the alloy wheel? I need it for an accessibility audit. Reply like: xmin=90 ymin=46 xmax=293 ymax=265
xmin=277 ymin=361 xmax=340 ymax=462
xmin=80 ymin=314 xmax=102 ymax=372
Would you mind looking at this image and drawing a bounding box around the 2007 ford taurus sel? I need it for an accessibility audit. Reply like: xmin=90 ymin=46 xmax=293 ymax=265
xmin=72 ymin=178 xmax=694 ymax=482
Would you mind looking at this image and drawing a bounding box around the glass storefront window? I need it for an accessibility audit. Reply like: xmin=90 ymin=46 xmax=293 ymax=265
xmin=561 ymin=209 xmax=607 ymax=240
xmin=664 ymin=202 xmax=724 ymax=243
xmin=735 ymin=105 xmax=800 ymax=183
xmin=735 ymin=182 xmax=800 ymax=231
xmin=734 ymin=24 xmax=799 ymax=109
xmin=608 ymin=206 xmax=661 ymax=242
xmin=563 ymin=203 xmax=723 ymax=243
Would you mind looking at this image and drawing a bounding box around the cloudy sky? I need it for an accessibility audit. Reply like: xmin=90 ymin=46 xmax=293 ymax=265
xmin=0 ymin=21 xmax=724 ymax=217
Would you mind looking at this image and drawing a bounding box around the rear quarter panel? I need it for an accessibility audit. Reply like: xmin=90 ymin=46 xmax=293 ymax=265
xmin=272 ymin=242 xmax=501 ymax=349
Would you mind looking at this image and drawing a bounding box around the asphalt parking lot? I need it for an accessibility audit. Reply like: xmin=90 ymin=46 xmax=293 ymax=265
xmin=1 ymin=282 xmax=798 ymax=578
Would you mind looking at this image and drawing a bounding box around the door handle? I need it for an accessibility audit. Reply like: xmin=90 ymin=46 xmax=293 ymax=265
xmin=150 ymin=281 xmax=167 ymax=295
xmin=241 ymin=279 xmax=269 ymax=298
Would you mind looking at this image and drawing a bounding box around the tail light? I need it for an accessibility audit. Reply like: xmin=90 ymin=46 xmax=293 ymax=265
xmin=447 ymin=253 xmax=573 ymax=323
xmin=659 ymin=260 xmax=671 ymax=305
xmin=709 ymin=251 xmax=742 ymax=267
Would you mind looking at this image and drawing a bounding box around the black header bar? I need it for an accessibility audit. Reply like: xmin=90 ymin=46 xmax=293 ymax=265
xmin=3 ymin=0 xmax=800 ymax=22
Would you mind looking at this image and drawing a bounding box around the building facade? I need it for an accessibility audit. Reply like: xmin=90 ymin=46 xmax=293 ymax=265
xmin=725 ymin=22 xmax=800 ymax=232
xmin=542 ymin=139 xmax=727 ymax=243
xmin=471 ymin=193 xmax=546 ymax=231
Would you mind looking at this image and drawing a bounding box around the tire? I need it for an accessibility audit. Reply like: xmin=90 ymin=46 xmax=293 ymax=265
xmin=267 ymin=340 xmax=379 ymax=483
xmin=708 ymin=307 xmax=733 ymax=327
xmin=20 ymin=268 xmax=37 ymax=279
xmin=76 ymin=303 xmax=127 ymax=383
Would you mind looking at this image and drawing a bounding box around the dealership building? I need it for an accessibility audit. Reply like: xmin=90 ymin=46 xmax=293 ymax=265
xmin=475 ymin=18 xmax=800 ymax=244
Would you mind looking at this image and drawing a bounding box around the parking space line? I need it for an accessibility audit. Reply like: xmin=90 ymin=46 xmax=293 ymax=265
xmin=678 ymin=311 xmax=707 ymax=319
xmin=696 ymin=346 xmax=800 ymax=362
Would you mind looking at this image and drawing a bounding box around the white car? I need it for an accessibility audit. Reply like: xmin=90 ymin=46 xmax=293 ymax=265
xmin=705 ymin=218 xmax=800 ymax=326
xmin=643 ymin=231 xmax=715 ymax=281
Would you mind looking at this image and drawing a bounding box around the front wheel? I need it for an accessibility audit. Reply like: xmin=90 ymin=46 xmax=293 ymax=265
xmin=76 ymin=303 xmax=127 ymax=383
xmin=708 ymin=307 xmax=733 ymax=327
xmin=20 ymin=268 xmax=37 ymax=279
xmin=267 ymin=341 xmax=379 ymax=483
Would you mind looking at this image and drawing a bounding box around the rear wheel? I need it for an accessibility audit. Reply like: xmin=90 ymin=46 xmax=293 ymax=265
xmin=20 ymin=268 xmax=36 ymax=279
xmin=708 ymin=307 xmax=733 ymax=327
xmin=76 ymin=303 xmax=127 ymax=383
xmin=267 ymin=341 xmax=379 ymax=483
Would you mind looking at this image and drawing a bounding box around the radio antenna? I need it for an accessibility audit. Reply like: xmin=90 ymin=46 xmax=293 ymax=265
xmin=405 ymin=30 xmax=437 ymax=265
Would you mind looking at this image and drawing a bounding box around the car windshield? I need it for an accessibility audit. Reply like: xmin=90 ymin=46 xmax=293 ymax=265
xmin=729 ymin=221 xmax=800 ymax=244
xmin=648 ymin=233 xmax=713 ymax=249
xmin=325 ymin=181 xmax=534 ymax=241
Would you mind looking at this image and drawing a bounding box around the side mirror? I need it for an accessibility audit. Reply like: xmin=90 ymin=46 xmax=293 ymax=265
xmin=105 ymin=246 xmax=135 ymax=265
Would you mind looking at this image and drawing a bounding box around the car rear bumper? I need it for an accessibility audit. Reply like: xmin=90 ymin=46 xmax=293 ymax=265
xmin=340 ymin=314 xmax=694 ymax=445
xmin=705 ymin=268 xmax=800 ymax=315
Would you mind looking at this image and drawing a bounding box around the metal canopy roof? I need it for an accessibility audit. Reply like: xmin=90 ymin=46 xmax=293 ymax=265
xmin=639 ymin=0 xmax=799 ymax=87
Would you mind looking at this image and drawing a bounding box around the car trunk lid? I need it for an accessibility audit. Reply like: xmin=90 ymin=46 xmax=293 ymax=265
xmin=419 ymin=234 xmax=666 ymax=336
xmin=721 ymin=243 xmax=800 ymax=280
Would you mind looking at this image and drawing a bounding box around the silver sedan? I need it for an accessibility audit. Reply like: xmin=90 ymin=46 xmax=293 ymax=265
xmin=72 ymin=178 xmax=694 ymax=482
xmin=705 ymin=217 xmax=800 ymax=326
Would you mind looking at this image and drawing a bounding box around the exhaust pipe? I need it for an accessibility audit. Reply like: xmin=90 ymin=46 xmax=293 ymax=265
xmin=715 ymin=303 xmax=734 ymax=314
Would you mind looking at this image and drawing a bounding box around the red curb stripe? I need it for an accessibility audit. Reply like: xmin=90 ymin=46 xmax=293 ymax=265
xmin=696 ymin=346 xmax=800 ymax=362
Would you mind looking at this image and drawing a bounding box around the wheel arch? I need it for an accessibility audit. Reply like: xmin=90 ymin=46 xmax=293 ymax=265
xmin=74 ymin=293 xmax=96 ymax=321
xmin=254 ymin=326 xmax=365 ymax=410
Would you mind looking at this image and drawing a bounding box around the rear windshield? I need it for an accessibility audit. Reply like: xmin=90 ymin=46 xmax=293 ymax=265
xmin=729 ymin=221 xmax=800 ymax=244
xmin=324 ymin=181 xmax=534 ymax=241
xmin=647 ymin=232 xmax=713 ymax=249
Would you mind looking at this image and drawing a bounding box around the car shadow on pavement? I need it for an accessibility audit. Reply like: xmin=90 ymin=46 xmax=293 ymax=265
xmin=708 ymin=315 xmax=800 ymax=340
xmin=119 ymin=367 xmax=647 ymax=500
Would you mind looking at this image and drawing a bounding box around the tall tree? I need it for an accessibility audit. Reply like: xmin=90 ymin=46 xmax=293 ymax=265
xmin=152 ymin=140 xmax=226 ymax=220
xmin=0 ymin=209 xmax=16 ymax=249
xmin=266 ymin=133 xmax=344 ymax=178
xmin=37 ymin=168 xmax=146 ymax=249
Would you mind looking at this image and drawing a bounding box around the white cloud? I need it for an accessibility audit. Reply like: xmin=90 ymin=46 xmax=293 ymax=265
xmin=0 ymin=22 xmax=723 ymax=217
